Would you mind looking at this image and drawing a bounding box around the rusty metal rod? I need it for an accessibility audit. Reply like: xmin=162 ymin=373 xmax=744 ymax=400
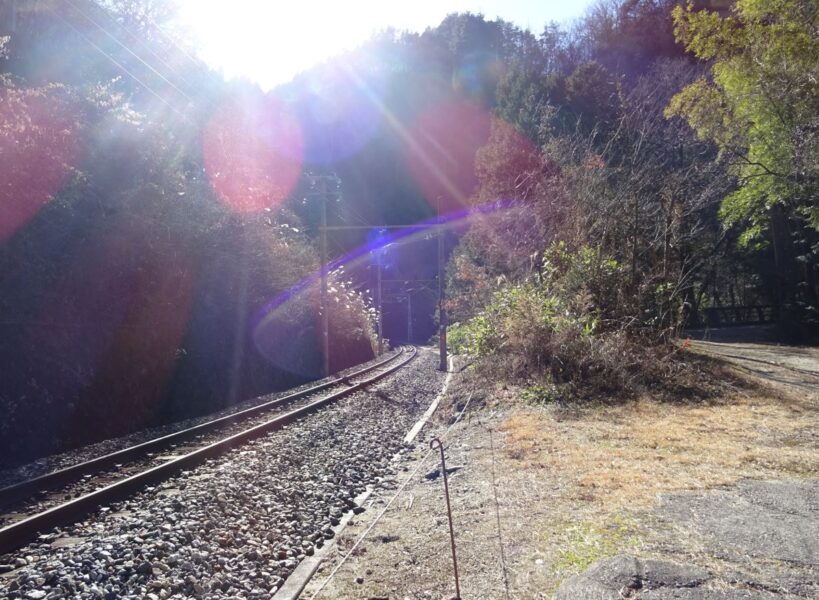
xmin=430 ymin=437 xmax=461 ymax=599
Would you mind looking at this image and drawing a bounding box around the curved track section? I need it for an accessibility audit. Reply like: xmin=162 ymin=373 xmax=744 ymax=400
xmin=0 ymin=347 xmax=417 ymax=555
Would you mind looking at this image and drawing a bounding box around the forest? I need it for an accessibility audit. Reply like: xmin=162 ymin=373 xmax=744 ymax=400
xmin=1 ymin=0 xmax=817 ymax=465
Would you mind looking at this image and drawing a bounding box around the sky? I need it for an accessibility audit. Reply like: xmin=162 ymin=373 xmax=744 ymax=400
xmin=176 ymin=0 xmax=595 ymax=90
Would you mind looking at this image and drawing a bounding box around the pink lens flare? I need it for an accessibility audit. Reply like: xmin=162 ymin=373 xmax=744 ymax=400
xmin=0 ymin=87 xmax=83 ymax=241
xmin=405 ymin=100 xmax=491 ymax=215
xmin=204 ymin=95 xmax=303 ymax=214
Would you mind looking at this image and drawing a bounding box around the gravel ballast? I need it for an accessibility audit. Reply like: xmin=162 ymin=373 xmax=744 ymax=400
xmin=0 ymin=347 xmax=445 ymax=599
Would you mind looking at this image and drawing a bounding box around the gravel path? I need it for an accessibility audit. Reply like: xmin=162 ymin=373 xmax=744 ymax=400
xmin=0 ymin=350 xmax=401 ymax=489
xmin=686 ymin=339 xmax=819 ymax=397
xmin=0 ymin=347 xmax=445 ymax=599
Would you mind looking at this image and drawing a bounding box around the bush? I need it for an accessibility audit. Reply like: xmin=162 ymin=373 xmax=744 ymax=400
xmin=450 ymin=281 xmax=634 ymax=394
xmin=448 ymin=241 xmax=708 ymax=400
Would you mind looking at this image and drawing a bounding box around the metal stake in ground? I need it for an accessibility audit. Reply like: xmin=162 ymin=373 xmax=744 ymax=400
xmin=430 ymin=437 xmax=461 ymax=599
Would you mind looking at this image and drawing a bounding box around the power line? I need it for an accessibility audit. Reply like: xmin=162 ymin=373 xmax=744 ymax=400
xmin=64 ymin=0 xmax=195 ymax=107
xmin=54 ymin=10 xmax=185 ymax=120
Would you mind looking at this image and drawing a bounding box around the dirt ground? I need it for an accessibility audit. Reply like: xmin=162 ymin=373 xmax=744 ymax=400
xmin=685 ymin=338 xmax=819 ymax=398
xmin=302 ymin=348 xmax=819 ymax=600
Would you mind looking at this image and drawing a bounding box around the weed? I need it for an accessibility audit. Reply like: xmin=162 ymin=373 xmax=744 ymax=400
xmin=550 ymin=516 xmax=639 ymax=581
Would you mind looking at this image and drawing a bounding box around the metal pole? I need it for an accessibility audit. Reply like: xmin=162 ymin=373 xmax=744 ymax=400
xmin=407 ymin=293 xmax=413 ymax=343
xmin=430 ymin=437 xmax=461 ymax=600
xmin=376 ymin=249 xmax=383 ymax=355
xmin=319 ymin=178 xmax=330 ymax=377
xmin=437 ymin=201 xmax=448 ymax=372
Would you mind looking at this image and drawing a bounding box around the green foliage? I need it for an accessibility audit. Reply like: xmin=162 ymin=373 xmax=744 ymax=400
xmin=564 ymin=61 xmax=623 ymax=135
xmin=541 ymin=241 xmax=625 ymax=323
xmin=520 ymin=382 xmax=562 ymax=404
xmin=449 ymin=242 xmax=639 ymax=394
xmin=666 ymin=0 xmax=819 ymax=242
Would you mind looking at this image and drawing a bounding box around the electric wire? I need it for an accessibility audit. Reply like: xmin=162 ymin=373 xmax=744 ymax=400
xmin=64 ymin=0 xmax=194 ymax=106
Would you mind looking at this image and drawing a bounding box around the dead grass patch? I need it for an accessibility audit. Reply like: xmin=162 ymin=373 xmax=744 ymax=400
xmin=498 ymin=389 xmax=819 ymax=510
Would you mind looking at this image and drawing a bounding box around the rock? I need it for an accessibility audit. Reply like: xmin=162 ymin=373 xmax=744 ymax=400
xmin=136 ymin=561 xmax=151 ymax=575
xmin=659 ymin=480 xmax=819 ymax=566
xmin=0 ymin=351 xmax=439 ymax=600
xmin=641 ymin=559 xmax=710 ymax=590
xmin=554 ymin=555 xmax=780 ymax=599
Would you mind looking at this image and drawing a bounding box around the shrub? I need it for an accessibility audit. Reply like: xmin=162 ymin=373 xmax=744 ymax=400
xmin=448 ymin=241 xmax=703 ymax=399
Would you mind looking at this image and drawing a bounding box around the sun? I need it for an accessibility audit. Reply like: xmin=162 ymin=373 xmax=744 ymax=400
xmin=175 ymin=0 xmax=399 ymax=89
xmin=175 ymin=0 xmax=596 ymax=90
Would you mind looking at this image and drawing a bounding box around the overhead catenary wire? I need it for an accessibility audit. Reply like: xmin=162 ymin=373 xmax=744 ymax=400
xmin=53 ymin=10 xmax=186 ymax=120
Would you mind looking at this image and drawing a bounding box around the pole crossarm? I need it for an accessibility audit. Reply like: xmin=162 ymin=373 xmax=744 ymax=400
xmin=318 ymin=224 xmax=444 ymax=231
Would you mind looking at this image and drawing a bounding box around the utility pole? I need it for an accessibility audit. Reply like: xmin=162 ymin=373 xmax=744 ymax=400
xmin=318 ymin=177 xmax=330 ymax=378
xmin=376 ymin=245 xmax=383 ymax=355
xmin=407 ymin=292 xmax=413 ymax=343
xmin=437 ymin=199 xmax=448 ymax=372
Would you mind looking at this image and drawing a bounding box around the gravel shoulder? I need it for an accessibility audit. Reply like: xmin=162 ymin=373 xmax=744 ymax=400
xmin=304 ymin=358 xmax=819 ymax=599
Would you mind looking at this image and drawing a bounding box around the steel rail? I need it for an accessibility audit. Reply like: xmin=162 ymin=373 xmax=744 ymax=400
xmin=0 ymin=349 xmax=406 ymax=509
xmin=0 ymin=346 xmax=417 ymax=556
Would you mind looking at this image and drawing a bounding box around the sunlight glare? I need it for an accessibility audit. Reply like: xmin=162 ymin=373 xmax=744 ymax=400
xmin=177 ymin=0 xmax=593 ymax=89
xmin=178 ymin=1 xmax=405 ymax=89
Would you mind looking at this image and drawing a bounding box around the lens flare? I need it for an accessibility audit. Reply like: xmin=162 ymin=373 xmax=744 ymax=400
xmin=452 ymin=51 xmax=504 ymax=100
xmin=0 ymin=87 xmax=82 ymax=241
xmin=251 ymin=200 xmax=515 ymax=371
xmin=405 ymin=101 xmax=491 ymax=214
xmin=286 ymin=60 xmax=384 ymax=165
xmin=204 ymin=95 xmax=303 ymax=213
xmin=252 ymin=278 xmax=323 ymax=378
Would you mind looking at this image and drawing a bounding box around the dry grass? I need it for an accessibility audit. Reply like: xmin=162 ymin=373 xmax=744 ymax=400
xmin=306 ymin=367 xmax=819 ymax=600
xmin=498 ymin=388 xmax=819 ymax=510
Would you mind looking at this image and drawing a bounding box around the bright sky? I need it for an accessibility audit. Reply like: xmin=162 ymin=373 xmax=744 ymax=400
xmin=176 ymin=0 xmax=594 ymax=90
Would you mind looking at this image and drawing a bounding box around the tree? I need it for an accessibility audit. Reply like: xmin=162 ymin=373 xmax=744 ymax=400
xmin=666 ymin=0 xmax=819 ymax=331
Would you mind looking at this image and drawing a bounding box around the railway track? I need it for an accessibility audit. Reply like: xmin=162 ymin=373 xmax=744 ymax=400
xmin=0 ymin=347 xmax=417 ymax=556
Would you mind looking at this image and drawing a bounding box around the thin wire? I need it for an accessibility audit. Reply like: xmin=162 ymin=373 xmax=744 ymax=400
xmin=64 ymin=0 xmax=194 ymax=105
xmin=489 ymin=426 xmax=511 ymax=600
xmin=54 ymin=12 xmax=185 ymax=120
xmin=90 ymin=1 xmax=196 ymax=90
xmin=308 ymin=390 xmax=474 ymax=599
